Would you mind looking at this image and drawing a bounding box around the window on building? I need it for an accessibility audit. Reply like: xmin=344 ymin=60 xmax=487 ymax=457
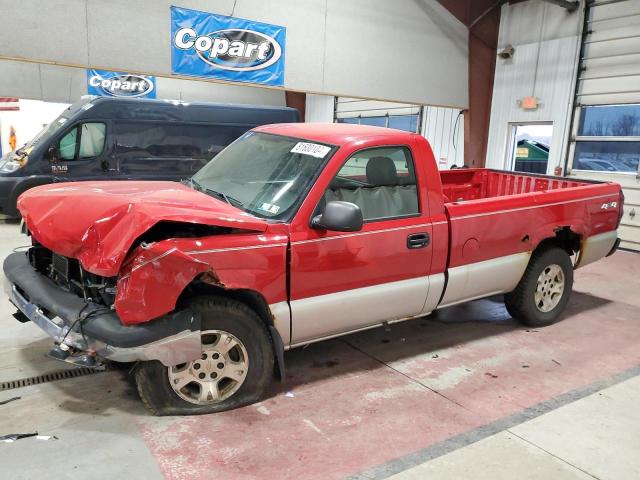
xmin=573 ymin=104 xmax=640 ymax=173
xmin=324 ymin=146 xmax=419 ymax=221
xmin=336 ymin=114 xmax=420 ymax=133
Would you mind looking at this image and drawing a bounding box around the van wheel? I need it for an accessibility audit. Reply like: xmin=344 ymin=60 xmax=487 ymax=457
xmin=505 ymin=246 xmax=573 ymax=327
xmin=135 ymin=296 xmax=274 ymax=416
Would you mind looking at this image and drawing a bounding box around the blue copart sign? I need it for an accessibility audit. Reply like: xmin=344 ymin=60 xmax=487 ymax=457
xmin=171 ymin=6 xmax=286 ymax=87
xmin=87 ymin=69 xmax=156 ymax=98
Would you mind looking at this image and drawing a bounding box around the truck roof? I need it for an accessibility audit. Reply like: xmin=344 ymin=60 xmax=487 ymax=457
xmin=254 ymin=122 xmax=416 ymax=145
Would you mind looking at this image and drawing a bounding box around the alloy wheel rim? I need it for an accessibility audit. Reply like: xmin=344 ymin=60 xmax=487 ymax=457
xmin=167 ymin=329 xmax=249 ymax=405
xmin=534 ymin=264 xmax=565 ymax=313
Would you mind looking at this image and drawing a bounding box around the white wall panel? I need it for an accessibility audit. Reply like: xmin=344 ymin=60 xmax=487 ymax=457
xmin=485 ymin=2 xmax=583 ymax=173
xmin=0 ymin=0 xmax=468 ymax=108
xmin=305 ymin=94 xmax=334 ymax=123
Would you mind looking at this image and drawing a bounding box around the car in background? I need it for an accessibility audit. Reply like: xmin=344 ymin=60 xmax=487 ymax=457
xmin=0 ymin=97 xmax=299 ymax=217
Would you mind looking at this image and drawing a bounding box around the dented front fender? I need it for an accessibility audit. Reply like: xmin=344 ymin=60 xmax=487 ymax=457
xmin=116 ymin=242 xmax=212 ymax=324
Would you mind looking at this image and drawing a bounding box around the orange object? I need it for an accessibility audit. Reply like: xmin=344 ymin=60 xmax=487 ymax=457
xmin=8 ymin=126 xmax=17 ymax=151
xmin=521 ymin=96 xmax=538 ymax=110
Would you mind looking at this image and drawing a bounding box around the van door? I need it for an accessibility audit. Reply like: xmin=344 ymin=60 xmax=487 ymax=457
xmin=50 ymin=122 xmax=111 ymax=181
xmin=113 ymin=122 xmax=251 ymax=180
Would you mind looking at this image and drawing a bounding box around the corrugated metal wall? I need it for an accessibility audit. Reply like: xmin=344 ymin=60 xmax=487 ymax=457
xmin=567 ymin=0 xmax=640 ymax=251
xmin=422 ymin=106 xmax=465 ymax=168
xmin=485 ymin=2 xmax=583 ymax=173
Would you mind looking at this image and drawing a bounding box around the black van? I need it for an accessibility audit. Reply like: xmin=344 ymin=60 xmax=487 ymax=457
xmin=0 ymin=97 xmax=299 ymax=217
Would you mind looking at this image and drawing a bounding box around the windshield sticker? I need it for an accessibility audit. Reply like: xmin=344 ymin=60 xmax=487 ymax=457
xmin=258 ymin=202 xmax=280 ymax=214
xmin=290 ymin=142 xmax=331 ymax=158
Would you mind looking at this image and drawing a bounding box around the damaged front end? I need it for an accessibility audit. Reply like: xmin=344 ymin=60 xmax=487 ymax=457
xmin=3 ymin=246 xmax=203 ymax=368
xmin=5 ymin=180 xmax=277 ymax=368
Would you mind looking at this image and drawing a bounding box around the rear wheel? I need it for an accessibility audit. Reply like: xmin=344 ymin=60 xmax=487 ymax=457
xmin=505 ymin=246 xmax=573 ymax=327
xmin=135 ymin=296 xmax=274 ymax=416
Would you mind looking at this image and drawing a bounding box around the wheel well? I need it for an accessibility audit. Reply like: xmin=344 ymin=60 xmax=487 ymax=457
xmin=536 ymin=227 xmax=581 ymax=256
xmin=177 ymin=281 xmax=275 ymax=329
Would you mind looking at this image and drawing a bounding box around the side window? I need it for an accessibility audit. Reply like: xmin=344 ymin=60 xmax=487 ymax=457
xmin=325 ymin=146 xmax=419 ymax=221
xmin=78 ymin=123 xmax=106 ymax=158
xmin=58 ymin=127 xmax=78 ymax=160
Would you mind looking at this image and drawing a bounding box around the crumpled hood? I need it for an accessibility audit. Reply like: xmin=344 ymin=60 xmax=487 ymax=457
xmin=18 ymin=181 xmax=268 ymax=276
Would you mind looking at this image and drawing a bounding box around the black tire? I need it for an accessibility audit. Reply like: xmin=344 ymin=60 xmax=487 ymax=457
xmin=135 ymin=296 xmax=274 ymax=416
xmin=505 ymin=246 xmax=574 ymax=327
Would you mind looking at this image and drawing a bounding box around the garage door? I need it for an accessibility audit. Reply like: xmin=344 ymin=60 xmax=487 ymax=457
xmin=567 ymin=0 xmax=640 ymax=250
xmin=334 ymin=97 xmax=464 ymax=169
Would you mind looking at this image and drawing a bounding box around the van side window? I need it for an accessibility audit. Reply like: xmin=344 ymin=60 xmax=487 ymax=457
xmin=79 ymin=123 xmax=106 ymax=158
xmin=115 ymin=122 xmax=251 ymax=160
xmin=324 ymin=146 xmax=419 ymax=221
xmin=57 ymin=122 xmax=106 ymax=161
xmin=58 ymin=128 xmax=78 ymax=160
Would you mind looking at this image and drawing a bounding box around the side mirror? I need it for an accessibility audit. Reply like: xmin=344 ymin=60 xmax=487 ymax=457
xmin=47 ymin=144 xmax=59 ymax=163
xmin=311 ymin=201 xmax=363 ymax=232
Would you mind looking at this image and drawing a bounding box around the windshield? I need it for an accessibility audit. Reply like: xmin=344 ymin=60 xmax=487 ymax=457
xmin=24 ymin=116 xmax=68 ymax=149
xmin=192 ymin=131 xmax=335 ymax=220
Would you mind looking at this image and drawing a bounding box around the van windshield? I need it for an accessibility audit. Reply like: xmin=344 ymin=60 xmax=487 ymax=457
xmin=19 ymin=98 xmax=94 ymax=152
xmin=25 ymin=116 xmax=69 ymax=149
xmin=191 ymin=131 xmax=335 ymax=220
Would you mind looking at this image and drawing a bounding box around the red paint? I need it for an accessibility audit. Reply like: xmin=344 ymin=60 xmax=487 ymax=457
xmin=18 ymin=181 xmax=267 ymax=276
xmin=18 ymin=124 xmax=622 ymax=327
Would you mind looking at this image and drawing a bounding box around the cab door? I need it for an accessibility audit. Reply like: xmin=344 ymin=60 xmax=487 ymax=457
xmin=288 ymin=141 xmax=440 ymax=346
xmin=50 ymin=121 xmax=111 ymax=181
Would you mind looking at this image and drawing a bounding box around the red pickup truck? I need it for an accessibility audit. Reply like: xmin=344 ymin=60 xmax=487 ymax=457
xmin=4 ymin=123 xmax=622 ymax=415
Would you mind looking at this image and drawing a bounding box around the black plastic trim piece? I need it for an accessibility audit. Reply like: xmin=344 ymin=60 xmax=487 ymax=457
xmin=3 ymin=252 xmax=200 ymax=349
xmin=268 ymin=325 xmax=286 ymax=382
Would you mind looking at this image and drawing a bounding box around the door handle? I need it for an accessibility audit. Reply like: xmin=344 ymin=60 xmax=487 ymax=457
xmin=407 ymin=232 xmax=430 ymax=249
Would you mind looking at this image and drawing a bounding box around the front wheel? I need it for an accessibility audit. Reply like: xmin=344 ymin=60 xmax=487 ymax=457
xmin=135 ymin=296 xmax=274 ymax=416
xmin=505 ymin=246 xmax=574 ymax=327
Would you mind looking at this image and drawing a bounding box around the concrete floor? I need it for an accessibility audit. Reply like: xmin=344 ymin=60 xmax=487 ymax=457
xmin=0 ymin=221 xmax=638 ymax=480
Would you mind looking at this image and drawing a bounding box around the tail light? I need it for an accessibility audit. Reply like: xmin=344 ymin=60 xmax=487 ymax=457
xmin=617 ymin=189 xmax=625 ymax=229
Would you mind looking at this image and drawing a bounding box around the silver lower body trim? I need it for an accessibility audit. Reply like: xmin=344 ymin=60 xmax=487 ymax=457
xmin=290 ymin=276 xmax=433 ymax=345
xmin=438 ymin=252 xmax=531 ymax=308
xmin=576 ymin=230 xmax=618 ymax=269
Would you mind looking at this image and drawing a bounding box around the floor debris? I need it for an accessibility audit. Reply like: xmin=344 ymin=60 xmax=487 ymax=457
xmin=485 ymin=372 xmax=499 ymax=378
xmin=0 ymin=396 xmax=21 ymax=406
xmin=552 ymin=359 xmax=562 ymax=366
xmin=0 ymin=433 xmax=38 ymax=443
xmin=36 ymin=435 xmax=58 ymax=441
xmin=285 ymin=391 xmax=295 ymax=398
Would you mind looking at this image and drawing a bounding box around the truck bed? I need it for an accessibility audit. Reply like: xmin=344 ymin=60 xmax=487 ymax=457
xmin=439 ymin=168 xmax=620 ymax=268
xmin=440 ymin=168 xmax=592 ymax=203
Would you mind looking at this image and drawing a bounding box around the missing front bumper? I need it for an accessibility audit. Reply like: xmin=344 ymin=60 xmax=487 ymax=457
xmin=3 ymin=252 xmax=202 ymax=366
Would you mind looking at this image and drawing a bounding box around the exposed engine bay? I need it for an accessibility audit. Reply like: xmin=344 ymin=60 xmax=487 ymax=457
xmin=28 ymin=243 xmax=117 ymax=308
